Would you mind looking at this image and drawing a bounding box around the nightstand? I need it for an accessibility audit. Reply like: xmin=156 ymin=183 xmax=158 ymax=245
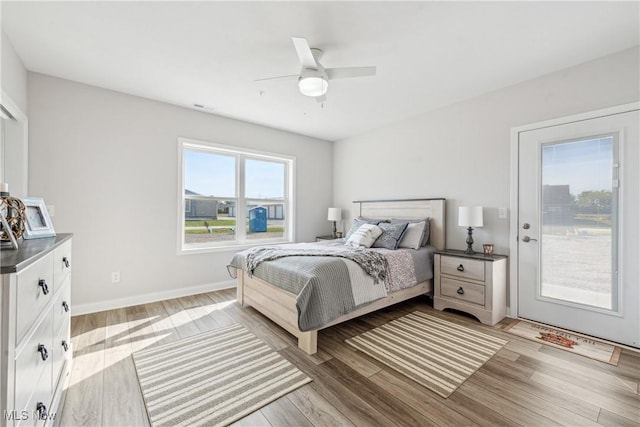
xmin=433 ymin=249 xmax=507 ymax=326
xmin=315 ymin=235 xmax=336 ymax=242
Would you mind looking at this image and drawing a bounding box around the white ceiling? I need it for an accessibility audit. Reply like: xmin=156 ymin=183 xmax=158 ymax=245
xmin=2 ymin=1 xmax=638 ymax=141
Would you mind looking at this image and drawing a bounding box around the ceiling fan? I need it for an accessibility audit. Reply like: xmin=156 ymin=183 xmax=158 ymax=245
xmin=256 ymin=37 xmax=376 ymax=103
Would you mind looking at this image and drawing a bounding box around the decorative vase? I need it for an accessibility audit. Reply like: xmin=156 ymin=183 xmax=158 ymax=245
xmin=0 ymin=184 xmax=26 ymax=243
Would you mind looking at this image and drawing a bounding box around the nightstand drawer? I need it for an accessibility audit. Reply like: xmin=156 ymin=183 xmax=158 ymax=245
xmin=440 ymin=277 xmax=485 ymax=306
xmin=441 ymin=256 xmax=485 ymax=282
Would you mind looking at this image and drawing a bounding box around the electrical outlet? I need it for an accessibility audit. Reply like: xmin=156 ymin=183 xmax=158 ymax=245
xmin=111 ymin=272 xmax=121 ymax=283
xmin=498 ymin=208 xmax=508 ymax=219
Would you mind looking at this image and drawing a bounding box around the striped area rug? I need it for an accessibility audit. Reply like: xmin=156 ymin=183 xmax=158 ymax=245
xmin=346 ymin=311 xmax=507 ymax=398
xmin=132 ymin=324 xmax=311 ymax=426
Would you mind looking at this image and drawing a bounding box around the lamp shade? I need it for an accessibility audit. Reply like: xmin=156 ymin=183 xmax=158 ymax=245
xmin=458 ymin=206 xmax=483 ymax=227
xmin=327 ymin=207 xmax=342 ymax=221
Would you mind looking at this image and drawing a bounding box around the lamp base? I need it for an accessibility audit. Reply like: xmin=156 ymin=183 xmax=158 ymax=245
xmin=464 ymin=226 xmax=476 ymax=254
xmin=332 ymin=221 xmax=337 ymax=238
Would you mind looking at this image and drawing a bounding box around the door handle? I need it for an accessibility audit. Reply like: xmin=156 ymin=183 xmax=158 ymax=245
xmin=521 ymin=236 xmax=538 ymax=243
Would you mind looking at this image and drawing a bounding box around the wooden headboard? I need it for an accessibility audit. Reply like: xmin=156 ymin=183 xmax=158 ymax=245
xmin=351 ymin=198 xmax=446 ymax=250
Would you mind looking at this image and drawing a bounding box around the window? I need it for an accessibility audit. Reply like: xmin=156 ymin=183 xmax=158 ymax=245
xmin=178 ymin=138 xmax=295 ymax=253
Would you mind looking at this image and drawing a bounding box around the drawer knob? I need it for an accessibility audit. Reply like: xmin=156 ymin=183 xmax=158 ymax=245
xmin=457 ymin=264 xmax=465 ymax=272
xmin=38 ymin=279 xmax=50 ymax=295
xmin=62 ymin=301 xmax=70 ymax=312
xmin=63 ymin=256 xmax=71 ymax=268
xmin=457 ymin=287 xmax=465 ymax=295
xmin=37 ymin=344 xmax=49 ymax=361
xmin=36 ymin=402 xmax=48 ymax=420
xmin=62 ymin=340 xmax=69 ymax=352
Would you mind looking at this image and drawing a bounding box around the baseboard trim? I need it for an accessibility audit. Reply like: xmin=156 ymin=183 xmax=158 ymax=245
xmin=72 ymin=280 xmax=236 ymax=316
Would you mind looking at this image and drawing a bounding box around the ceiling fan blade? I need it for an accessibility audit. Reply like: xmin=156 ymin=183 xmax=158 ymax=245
xmin=292 ymin=37 xmax=318 ymax=69
xmin=254 ymin=74 xmax=299 ymax=82
xmin=326 ymin=66 xmax=376 ymax=80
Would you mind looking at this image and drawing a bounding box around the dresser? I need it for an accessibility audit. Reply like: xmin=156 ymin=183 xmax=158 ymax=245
xmin=1 ymin=234 xmax=73 ymax=427
xmin=433 ymin=249 xmax=507 ymax=326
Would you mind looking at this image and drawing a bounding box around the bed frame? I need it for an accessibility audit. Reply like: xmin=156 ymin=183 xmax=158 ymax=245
xmin=235 ymin=198 xmax=446 ymax=354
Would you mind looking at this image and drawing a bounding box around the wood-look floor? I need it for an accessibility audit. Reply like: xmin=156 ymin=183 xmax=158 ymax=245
xmin=59 ymin=288 xmax=640 ymax=427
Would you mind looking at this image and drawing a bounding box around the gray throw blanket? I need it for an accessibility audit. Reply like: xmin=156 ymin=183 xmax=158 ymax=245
xmin=244 ymin=246 xmax=388 ymax=284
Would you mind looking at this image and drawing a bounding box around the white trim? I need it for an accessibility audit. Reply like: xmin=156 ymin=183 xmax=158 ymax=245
xmin=0 ymin=90 xmax=29 ymax=197
xmin=512 ymin=102 xmax=639 ymax=134
xmin=509 ymin=102 xmax=640 ymax=319
xmin=72 ymin=280 xmax=236 ymax=316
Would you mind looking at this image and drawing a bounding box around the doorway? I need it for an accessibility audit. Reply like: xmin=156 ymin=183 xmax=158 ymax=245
xmin=511 ymin=104 xmax=639 ymax=347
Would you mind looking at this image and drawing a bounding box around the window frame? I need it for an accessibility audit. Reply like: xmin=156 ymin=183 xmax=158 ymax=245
xmin=177 ymin=137 xmax=295 ymax=254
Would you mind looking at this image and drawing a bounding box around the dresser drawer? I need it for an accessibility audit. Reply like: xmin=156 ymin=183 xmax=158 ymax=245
xmin=52 ymin=312 xmax=71 ymax=392
xmin=441 ymin=256 xmax=485 ymax=282
xmin=14 ymin=310 xmax=53 ymax=421
xmin=17 ymin=367 xmax=52 ymax=427
xmin=53 ymin=278 xmax=71 ymax=337
xmin=53 ymin=240 xmax=72 ymax=288
xmin=16 ymin=253 xmax=54 ymax=343
xmin=440 ymin=277 xmax=485 ymax=306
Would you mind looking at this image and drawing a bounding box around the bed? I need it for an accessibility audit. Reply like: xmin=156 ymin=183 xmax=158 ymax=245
xmin=229 ymin=198 xmax=446 ymax=354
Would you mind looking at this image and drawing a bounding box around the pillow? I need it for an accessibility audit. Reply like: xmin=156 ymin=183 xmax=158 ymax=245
xmin=345 ymin=224 xmax=383 ymax=248
xmin=345 ymin=217 xmax=381 ymax=239
xmin=397 ymin=221 xmax=426 ymax=249
xmin=392 ymin=217 xmax=430 ymax=246
xmin=372 ymin=222 xmax=409 ymax=250
xmin=422 ymin=218 xmax=431 ymax=246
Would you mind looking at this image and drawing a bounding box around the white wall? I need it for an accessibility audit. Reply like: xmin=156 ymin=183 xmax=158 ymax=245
xmin=333 ymin=47 xmax=639 ymax=260
xmin=27 ymin=73 xmax=333 ymax=312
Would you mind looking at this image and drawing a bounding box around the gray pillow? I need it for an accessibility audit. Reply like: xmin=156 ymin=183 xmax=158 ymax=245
xmin=372 ymin=222 xmax=409 ymax=250
xmin=345 ymin=217 xmax=381 ymax=239
xmin=391 ymin=217 xmax=430 ymax=246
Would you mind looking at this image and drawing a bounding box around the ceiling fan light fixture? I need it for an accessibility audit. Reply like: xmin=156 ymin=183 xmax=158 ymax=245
xmin=298 ymin=76 xmax=328 ymax=97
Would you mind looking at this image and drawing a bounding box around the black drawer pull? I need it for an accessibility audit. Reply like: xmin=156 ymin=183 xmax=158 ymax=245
xmin=457 ymin=287 xmax=465 ymax=295
xmin=38 ymin=279 xmax=49 ymax=295
xmin=62 ymin=340 xmax=69 ymax=352
xmin=36 ymin=402 xmax=48 ymax=420
xmin=63 ymin=256 xmax=71 ymax=268
xmin=37 ymin=344 xmax=49 ymax=361
xmin=457 ymin=264 xmax=465 ymax=272
xmin=62 ymin=301 xmax=70 ymax=312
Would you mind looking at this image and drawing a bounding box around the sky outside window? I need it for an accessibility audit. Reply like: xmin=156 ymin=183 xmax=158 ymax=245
xmin=542 ymin=137 xmax=613 ymax=195
xmin=245 ymin=158 xmax=284 ymax=199
xmin=185 ymin=150 xmax=285 ymax=199
xmin=184 ymin=150 xmax=236 ymax=197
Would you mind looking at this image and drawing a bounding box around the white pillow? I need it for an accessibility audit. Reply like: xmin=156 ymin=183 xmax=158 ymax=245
xmin=345 ymin=224 xmax=383 ymax=248
xmin=398 ymin=221 xmax=426 ymax=250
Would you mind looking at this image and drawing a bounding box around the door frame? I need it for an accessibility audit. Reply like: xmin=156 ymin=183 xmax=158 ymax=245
xmin=508 ymin=102 xmax=639 ymax=318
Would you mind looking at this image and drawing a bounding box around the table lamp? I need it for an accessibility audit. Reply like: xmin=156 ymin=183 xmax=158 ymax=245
xmin=327 ymin=207 xmax=342 ymax=238
xmin=458 ymin=206 xmax=483 ymax=254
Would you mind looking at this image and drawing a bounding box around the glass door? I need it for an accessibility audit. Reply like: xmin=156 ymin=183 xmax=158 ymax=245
xmin=539 ymin=136 xmax=618 ymax=311
xmin=517 ymin=109 xmax=639 ymax=347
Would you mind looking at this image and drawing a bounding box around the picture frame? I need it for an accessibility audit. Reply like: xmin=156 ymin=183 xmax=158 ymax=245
xmin=0 ymin=211 xmax=19 ymax=249
xmin=22 ymin=196 xmax=56 ymax=239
